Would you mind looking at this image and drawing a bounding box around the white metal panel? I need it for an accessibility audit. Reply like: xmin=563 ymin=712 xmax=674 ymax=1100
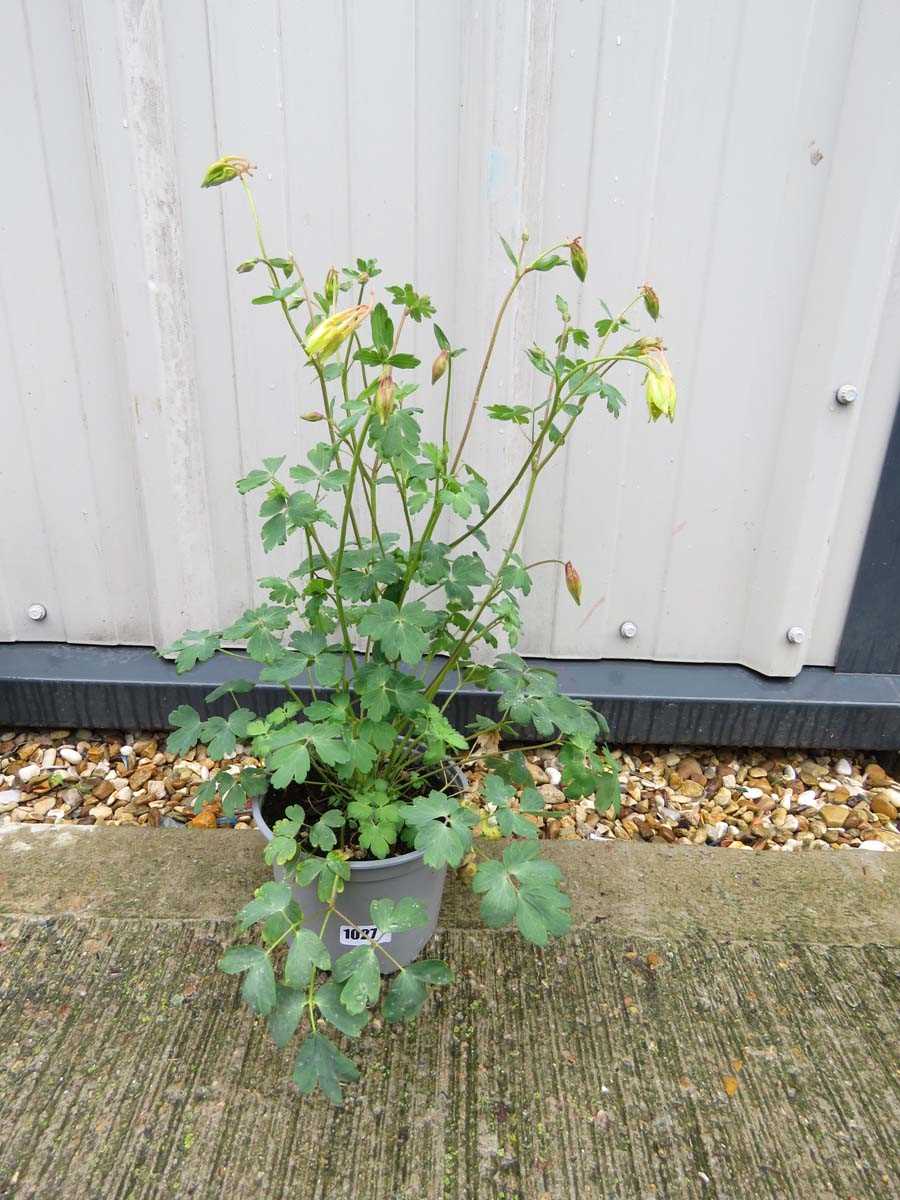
xmin=1 ymin=0 xmax=898 ymax=676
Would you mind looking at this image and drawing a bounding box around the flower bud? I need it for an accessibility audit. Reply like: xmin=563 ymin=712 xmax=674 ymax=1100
xmin=200 ymin=155 xmax=254 ymax=189
xmin=564 ymin=561 xmax=582 ymax=606
xmin=630 ymin=336 xmax=664 ymax=354
xmin=236 ymin=259 xmax=257 ymax=274
xmin=431 ymin=349 xmax=449 ymax=385
xmin=644 ymin=353 xmax=677 ymax=423
xmin=641 ymin=283 xmax=660 ymax=321
xmin=324 ymin=267 xmax=339 ymax=310
xmin=304 ymin=304 xmax=371 ymax=362
xmin=569 ymin=237 xmax=588 ymax=283
xmin=300 ymin=411 xmax=326 ymax=423
xmin=376 ymin=373 xmax=397 ymax=423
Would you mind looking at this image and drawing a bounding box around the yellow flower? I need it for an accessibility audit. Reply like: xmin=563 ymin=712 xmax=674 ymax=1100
xmin=304 ymin=304 xmax=371 ymax=362
xmin=644 ymin=353 xmax=677 ymax=423
xmin=431 ymin=349 xmax=449 ymax=385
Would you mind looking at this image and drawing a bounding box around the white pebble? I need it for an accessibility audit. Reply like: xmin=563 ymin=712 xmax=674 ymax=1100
xmin=782 ymin=838 xmax=800 ymax=852
xmin=834 ymin=758 xmax=852 ymax=777
xmin=781 ymin=764 xmax=796 ymax=781
xmin=120 ymin=745 xmax=134 ymax=759
xmin=858 ymin=841 xmax=887 ymax=851
xmin=59 ymin=747 xmax=82 ymax=765
xmin=796 ymin=790 xmax=820 ymax=809
xmin=0 ymin=789 xmax=22 ymax=806
xmin=114 ymin=785 xmax=132 ymax=803
xmin=742 ymin=787 xmax=763 ymax=800
xmin=546 ymin=766 xmax=562 ymax=786
xmin=41 ymin=748 xmax=57 ymax=769
xmin=18 ymin=764 xmax=40 ymax=783
xmin=706 ymin=821 xmax=728 ymax=844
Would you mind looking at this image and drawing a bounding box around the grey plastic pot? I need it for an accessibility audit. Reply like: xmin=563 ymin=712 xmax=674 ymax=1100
xmin=251 ymin=761 xmax=466 ymax=975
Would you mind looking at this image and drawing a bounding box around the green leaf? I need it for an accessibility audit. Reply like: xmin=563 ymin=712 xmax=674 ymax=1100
xmin=312 ymin=653 xmax=345 ymax=688
xmin=265 ymin=833 xmax=299 ymax=867
xmin=237 ymin=880 xmax=294 ymax=930
xmin=499 ymin=234 xmax=519 ymax=269
xmin=531 ymin=253 xmax=565 ymax=272
xmin=370 ymin=302 xmax=394 ymax=353
xmin=370 ymin=896 xmax=428 ymax=934
xmin=519 ymin=786 xmax=545 ymax=813
xmin=383 ymin=959 xmax=453 ymax=1023
xmin=200 ymin=716 xmax=235 ymax=759
xmin=315 ymin=980 xmax=370 ymax=1038
xmin=382 ymin=969 xmax=427 ymax=1023
xmin=285 ymin=928 xmax=331 ymax=987
xmin=236 ymin=468 xmax=271 ymax=493
xmin=166 ymin=705 xmax=203 ymax=755
xmin=413 ymin=819 xmax=470 ymax=870
xmin=309 ymin=810 xmax=345 ymax=852
xmin=267 ymin=983 xmax=306 ymax=1048
xmin=471 ymin=860 xmax=518 ymax=926
xmin=471 ymin=842 xmax=571 ymax=946
xmin=333 ymin=945 xmax=381 ymax=1014
xmin=204 ymin=678 xmax=255 ymax=703
xmin=292 ymin=1032 xmax=359 ymax=1104
xmin=433 ymin=322 xmax=450 ymax=352
xmin=219 ymin=945 xmax=276 ymax=1015
xmin=261 ymin=509 xmax=288 ymax=552
xmin=162 ymin=630 xmax=222 ymax=674
xmin=599 ymin=381 xmax=626 ymax=419
xmin=357 ymin=600 xmax=437 ymax=665
xmin=386 ymin=352 xmax=420 ymax=370
xmin=268 ymin=742 xmax=311 ymax=790
xmin=294 ymin=856 xmax=325 ymax=888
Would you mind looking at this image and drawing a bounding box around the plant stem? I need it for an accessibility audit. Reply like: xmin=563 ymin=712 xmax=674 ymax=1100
xmin=329 ymin=904 xmax=407 ymax=972
xmin=449 ymin=270 xmax=527 ymax=475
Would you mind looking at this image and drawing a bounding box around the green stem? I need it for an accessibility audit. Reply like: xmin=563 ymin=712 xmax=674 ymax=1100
xmin=449 ymin=266 xmax=537 ymax=475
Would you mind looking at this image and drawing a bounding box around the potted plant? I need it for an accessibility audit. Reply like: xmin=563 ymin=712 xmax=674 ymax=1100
xmin=161 ymin=155 xmax=676 ymax=1103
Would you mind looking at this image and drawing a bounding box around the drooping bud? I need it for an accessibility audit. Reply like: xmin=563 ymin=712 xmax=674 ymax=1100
xmin=376 ymin=373 xmax=397 ymax=423
xmin=641 ymin=283 xmax=660 ymax=321
xmin=324 ymin=267 xmax=339 ymax=310
xmin=236 ymin=259 xmax=257 ymax=274
xmin=304 ymin=304 xmax=372 ymax=362
xmin=569 ymin=237 xmax=588 ymax=283
xmin=627 ymin=336 xmax=664 ymax=355
xmin=431 ymin=349 xmax=449 ymax=385
xmin=300 ymin=411 xmax=326 ymax=423
xmin=200 ymin=155 xmax=255 ymax=189
xmin=564 ymin=561 xmax=582 ymax=606
xmin=644 ymin=353 xmax=677 ymax=423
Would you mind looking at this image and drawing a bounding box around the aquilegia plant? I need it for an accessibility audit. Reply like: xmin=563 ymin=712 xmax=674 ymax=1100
xmin=161 ymin=155 xmax=676 ymax=1103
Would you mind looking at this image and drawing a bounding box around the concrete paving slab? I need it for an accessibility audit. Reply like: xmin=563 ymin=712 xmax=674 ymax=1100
xmin=0 ymin=828 xmax=897 ymax=1199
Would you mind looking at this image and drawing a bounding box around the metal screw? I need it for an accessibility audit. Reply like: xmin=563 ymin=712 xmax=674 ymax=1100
xmin=619 ymin=620 xmax=638 ymax=639
xmin=786 ymin=626 xmax=806 ymax=645
xmin=835 ymin=383 xmax=858 ymax=406
xmin=26 ymin=603 xmax=47 ymax=622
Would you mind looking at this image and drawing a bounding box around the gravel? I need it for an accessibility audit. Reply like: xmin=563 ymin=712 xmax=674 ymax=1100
xmin=0 ymin=729 xmax=897 ymax=851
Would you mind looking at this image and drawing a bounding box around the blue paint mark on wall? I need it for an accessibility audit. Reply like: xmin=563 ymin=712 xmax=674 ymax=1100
xmin=487 ymin=148 xmax=505 ymax=199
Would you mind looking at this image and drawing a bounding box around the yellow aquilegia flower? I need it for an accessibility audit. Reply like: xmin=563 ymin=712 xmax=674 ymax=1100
xmin=643 ymin=353 xmax=677 ymax=423
xmin=304 ymin=305 xmax=371 ymax=363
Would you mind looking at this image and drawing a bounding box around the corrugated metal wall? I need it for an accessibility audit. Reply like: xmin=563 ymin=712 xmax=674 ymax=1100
xmin=2 ymin=0 xmax=900 ymax=677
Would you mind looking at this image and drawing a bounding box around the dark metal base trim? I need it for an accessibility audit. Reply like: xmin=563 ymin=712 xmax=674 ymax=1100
xmin=2 ymin=643 xmax=900 ymax=749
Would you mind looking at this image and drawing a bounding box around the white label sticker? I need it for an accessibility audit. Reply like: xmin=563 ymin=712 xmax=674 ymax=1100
xmin=339 ymin=925 xmax=392 ymax=946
